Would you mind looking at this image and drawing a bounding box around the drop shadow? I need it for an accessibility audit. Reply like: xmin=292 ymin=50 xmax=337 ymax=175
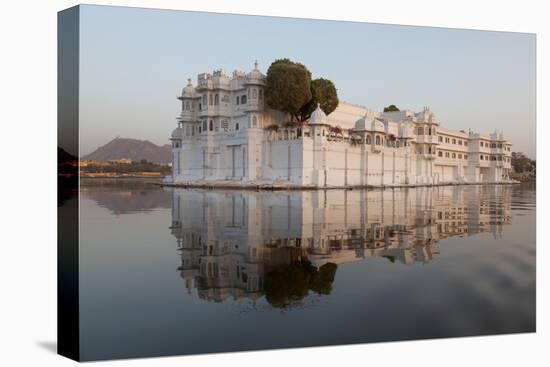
xmin=36 ymin=340 xmax=57 ymax=354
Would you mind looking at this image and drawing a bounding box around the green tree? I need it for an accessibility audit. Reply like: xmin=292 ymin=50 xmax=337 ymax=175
xmin=309 ymin=263 xmax=338 ymax=295
xmin=264 ymin=261 xmax=338 ymax=308
xmin=270 ymin=58 xmax=312 ymax=79
xmin=299 ymin=78 xmax=339 ymax=121
xmin=383 ymin=104 xmax=400 ymax=112
xmin=265 ymin=59 xmax=312 ymax=122
xmin=264 ymin=262 xmax=312 ymax=308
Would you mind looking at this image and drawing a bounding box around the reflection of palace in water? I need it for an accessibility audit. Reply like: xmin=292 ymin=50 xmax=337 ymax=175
xmin=169 ymin=186 xmax=512 ymax=304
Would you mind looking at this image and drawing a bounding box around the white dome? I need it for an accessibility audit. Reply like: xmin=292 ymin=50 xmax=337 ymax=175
xmin=171 ymin=127 xmax=183 ymax=139
xmin=181 ymin=79 xmax=197 ymax=98
xmin=310 ymin=103 xmax=327 ymax=125
xmin=371 ymin=119 xmax=385 ymax=132
xmin=355 ymin=114 xmax=372 ymax=131
xmin=246 ymin=60 xmax=264 ymax=83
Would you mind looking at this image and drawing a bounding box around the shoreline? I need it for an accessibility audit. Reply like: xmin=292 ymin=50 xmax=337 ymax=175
xmin=158 ymin=180 xmax=521 ymax=191
xmin=80 ymin=176 xmax=162 ymax=180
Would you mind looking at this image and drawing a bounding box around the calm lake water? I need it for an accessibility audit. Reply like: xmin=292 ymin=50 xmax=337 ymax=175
xmin=76 ymin=180 xmax=536 ymax=361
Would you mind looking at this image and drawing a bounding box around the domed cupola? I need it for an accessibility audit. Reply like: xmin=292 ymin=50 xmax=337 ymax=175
xmin=181 ymin=78 xmax=197 ymax=98
xmin=171 ymin=126 xmax=183 ymax=140
xmin=245 ymin=60 xmax=265 ymax=85
xmin=355 ymin=113 xmax=372 ymax=131
xmin=371 ymin=118 xmax=385 ymax=132
xmin=310 ymin=103 xmax=328 ymax=125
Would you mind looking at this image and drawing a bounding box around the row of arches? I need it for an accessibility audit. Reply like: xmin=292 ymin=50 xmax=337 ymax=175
xmin=189 ymin=88 xmax=264 ymax=110
xmin=417 ymin=126 xmax=436 ymax=135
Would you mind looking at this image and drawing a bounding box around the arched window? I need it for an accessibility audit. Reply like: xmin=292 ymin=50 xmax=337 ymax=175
xmin=252 ymin=116 xmax=257 ymax=127
xmin=235 ymin=122 xmax=239 ymax=131
xmin=259 ymin=89 xmax=263 ymax=100
xmin=202 ymin=120 xmax=207 ymax=131
xmin=214 ymin=94 xmax=219 ymax=105
xmin=209 ymin=94 xmax=213 ymax=106
xmin=186 ymin=101 xmax=190 ymax=110
xmin=366 ymin=135 xmax=371 ymax=145
xmin=198 ymin=126 xmax=202 ymax=134
xmin=417 ymin=127 xmax=424 ymax=135
xmin=236 ymin=96 xmax=240 ymax=105
xmin=202 ymin=94 xmax=207 ymax=105
xmin=375 ymin=135 xmax=381 ymax=145
xmin=209 ymin=120 xmax=213 ymax=131
xmin=396 ymin=140 xmax=400 ymax=148
xmin=241 ymin=95 xmax=247 ymax=104
xmin=252 ymin=89 xmax=257 ymax=98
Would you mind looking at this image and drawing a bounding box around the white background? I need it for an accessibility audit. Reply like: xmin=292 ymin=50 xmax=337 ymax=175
xmin=0 ymin=0 xmax=547 ymax=365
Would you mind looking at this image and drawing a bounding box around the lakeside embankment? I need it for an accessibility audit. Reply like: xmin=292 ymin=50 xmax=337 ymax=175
xmin=159 ymin=179 xmax=520 ymax=191
xmin=80 ymin=172 xmax=164 ymax=179
xmin=510 ymin=172 xmax=536 ymax=183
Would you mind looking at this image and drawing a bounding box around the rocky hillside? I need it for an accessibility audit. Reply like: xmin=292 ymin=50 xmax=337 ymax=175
xmin=83 ymin=138 xmax=171 ymax=164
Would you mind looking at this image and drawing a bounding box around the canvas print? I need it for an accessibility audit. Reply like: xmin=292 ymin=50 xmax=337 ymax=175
xmin=58 ymin=4 xmax=536 ymax=362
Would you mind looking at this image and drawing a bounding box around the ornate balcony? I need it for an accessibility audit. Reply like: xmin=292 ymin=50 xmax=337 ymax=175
xmin=371 ymin=144 xmax=382 ymax=153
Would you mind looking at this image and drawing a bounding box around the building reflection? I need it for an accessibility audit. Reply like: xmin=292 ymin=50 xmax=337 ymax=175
xmin=169 ymin=186 xmax=512 ymax=307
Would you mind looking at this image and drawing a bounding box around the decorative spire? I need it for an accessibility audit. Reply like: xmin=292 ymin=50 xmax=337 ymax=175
xmin=254 ymin=60 xmax=259 ymax=70
xmin=310 ymin=103 xmax=327 ymax=125
xmin=187 ymin=78 xmax=192 ymax=86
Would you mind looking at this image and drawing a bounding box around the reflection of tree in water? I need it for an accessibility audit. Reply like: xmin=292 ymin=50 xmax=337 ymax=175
xmin=264 ymin=261 xmax=337 ymax=308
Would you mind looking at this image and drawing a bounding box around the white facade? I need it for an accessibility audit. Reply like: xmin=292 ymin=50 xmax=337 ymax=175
xmin=167 ymin=63 xmax=513 ymax=188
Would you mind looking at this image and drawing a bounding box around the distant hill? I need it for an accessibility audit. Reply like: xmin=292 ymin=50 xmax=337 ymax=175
xmin=83 ymin=138 xmax=171 ymax=164
xmin=58 ymin=146 xmax=77 ymax=164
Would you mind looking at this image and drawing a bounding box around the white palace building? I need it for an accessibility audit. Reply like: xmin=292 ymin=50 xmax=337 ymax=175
xmin=166 ymin=62 xmax=514 ymax=188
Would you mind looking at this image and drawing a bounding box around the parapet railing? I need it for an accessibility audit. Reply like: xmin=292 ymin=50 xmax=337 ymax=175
xmin=264 ymin=125 xmax=412 ymax=149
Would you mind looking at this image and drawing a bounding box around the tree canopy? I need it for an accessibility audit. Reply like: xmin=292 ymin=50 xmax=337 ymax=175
xmin=263 ymin=261 xmax=338 ymax=308
xmin=265 ymin=59 xmax=312 ymax=122
xmin=299 ymin=78 xmax=339 ymax=121
xmin=265 ymin=59 xmax=339 ymax=122
xmin=383 ymin=104 xmax=400 ymax=112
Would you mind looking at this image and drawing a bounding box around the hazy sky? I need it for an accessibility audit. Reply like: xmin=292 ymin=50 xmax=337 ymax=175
xmin=79 ymin=5 xmax=536 ymax=158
